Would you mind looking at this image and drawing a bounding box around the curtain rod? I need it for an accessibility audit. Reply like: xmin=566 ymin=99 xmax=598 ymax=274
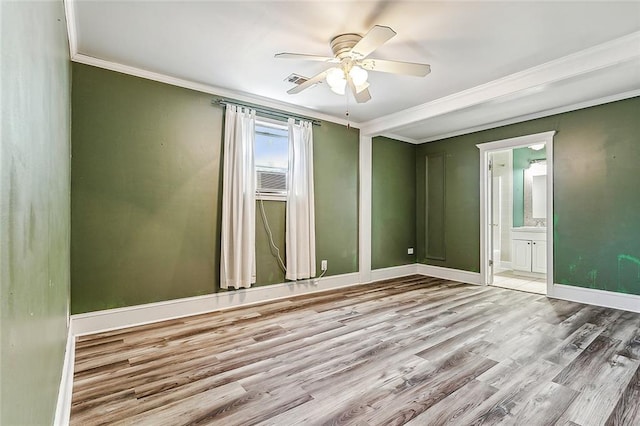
xmin=213 ymin=98 xmax=321 ymax=126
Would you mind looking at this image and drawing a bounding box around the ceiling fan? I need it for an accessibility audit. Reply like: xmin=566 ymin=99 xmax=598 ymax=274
xmin=276 ymin=25 xmax=431 ymax=103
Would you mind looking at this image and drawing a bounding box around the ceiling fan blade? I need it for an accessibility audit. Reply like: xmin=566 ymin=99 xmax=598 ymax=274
xmin=350 ymin=25 xmax=396 ymax=59
xmin=354 ymin=86 xmax=372 ymax=103
xmin=275 ymin=53 xmax=338 ymax=63
xmin=348 ymin=77 xmax=372 ymax=103
xmin=360 ymin=58 xmax=431 ymax=77
xmin=287 ymin=70 xmax=328 ymax=94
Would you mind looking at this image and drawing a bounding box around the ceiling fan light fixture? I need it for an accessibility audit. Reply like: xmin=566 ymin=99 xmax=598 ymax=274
xmin=277 ymin=25 xmax=430 ymax=103
xmin=330 ymin=82 xmax=347 ymax=95
xmin=349 ymin=65 xmax=368 ymax=87
xmin=326 ymin=67 xmax=347 ymax=95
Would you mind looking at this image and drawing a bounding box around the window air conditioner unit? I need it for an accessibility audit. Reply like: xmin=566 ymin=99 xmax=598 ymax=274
xmin=256 ymin=169 xmax=287 ymax=193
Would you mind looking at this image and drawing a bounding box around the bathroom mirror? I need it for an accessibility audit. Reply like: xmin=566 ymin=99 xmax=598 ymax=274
xmin=532 ymin=175 xmax=547 ymax=218
xmin=523 ymin=160 xmax=547 ymax=224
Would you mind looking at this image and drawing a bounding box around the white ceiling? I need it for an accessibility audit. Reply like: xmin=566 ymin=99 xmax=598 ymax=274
xmin=69 ymin=1 xmax=640 ymax=142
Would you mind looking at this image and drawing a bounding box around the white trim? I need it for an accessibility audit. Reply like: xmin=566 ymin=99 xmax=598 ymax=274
xmin=62 ymin=0 xmax=77 ymax=59
xmin=359 ymin=134 xmax=373 ymax=284
xmin=477 ymin=131 xmax=556 ymax=152
xmin=378 ymin=132 xmax=420 ymax=145
xmin=53 ymin=326 xmax=75 ymax=426
xmin=55 ymin=271 xmax=639 ymax=426
xmin=416 ymin=264 xmax=482 ymax=285
xmin=417 ymin=89 xmax=640 ymax=144
xmin=70 ymin=54 xmax=357 ymax=129
xmin=63 ymin=2 xmax=352 ymax=128
xmin=477 ymin=131 xmax=555 ymax=295
xmin=360 ymin=31 xmax=640 ymax=136
xmin=70 ymin=264 xmax=421 ymax=340
xmin=545 ymin=133 xmax=555 ymax=297
xmin=64 ymin=0 xmax=639 ymax=145
xmin=370 ymin=264 xmax=419 ymax=282
xmin=256 ymin=193 xmax=287 ymax=202
xmin=72 ymin=272 xmax=361 ymax=336
xmin=552 ymin=284 xmax=640 ymax=314
xmin=256 ymin=117 xmax=288 ymax=130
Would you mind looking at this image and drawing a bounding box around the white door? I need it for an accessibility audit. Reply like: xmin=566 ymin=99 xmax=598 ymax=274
xmin=492 ymin=176 xmax=502 ymax=266
xmin=487 ymin=158 xmax=495 ymax=283
xmin=512 ymin=239 xmax=532 ymax=272
xmin=532 ymin=240 xmax=547 ymax=273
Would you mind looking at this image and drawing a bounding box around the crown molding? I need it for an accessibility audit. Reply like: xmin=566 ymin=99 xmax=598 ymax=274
xmin=71 ymin=54 xmax=357 ymax=128
xmin=360 ymin=31 xmax=640 ymax=136
xmin=63 ymin=0 xmax=77 ymax=59
xmin=64 ymin=0 xmax=639 ymax=142
xmin=376 ymin=132 xmax=419 ymax=144
xmin=63 ymin=1 xmax=355 ymax=127
xmin=417 ymin=89 xmax=640 ymax=144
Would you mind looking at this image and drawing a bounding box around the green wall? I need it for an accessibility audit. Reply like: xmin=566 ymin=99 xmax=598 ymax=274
xmin=416 ymin=137 xmax=480 ymax=272
xmin=416 ymin=97 xmax=640 ymax=296
xmin=1 ymin=1 xmax=71 ymax=424
xmin=71 ymin=63 xmax=359 ymax=313
xmin=372 ymin=136 xmax=416 ymax=269
xmin=71 ymin=64 xmax=223 ymax=313
xmin=554 ymin=99 xmax=639 ymax=295
xmin=256 ymin=201 xmax=287 ymax=285
xmin=313 ymin=121 xmax=360 ymax=276
xmin=513 ymin=145 xmax=546 ymax=226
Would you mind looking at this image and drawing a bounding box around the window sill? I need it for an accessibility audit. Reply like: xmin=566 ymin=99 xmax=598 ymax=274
xmin=256 ymin=193 xmax=287 ymax=202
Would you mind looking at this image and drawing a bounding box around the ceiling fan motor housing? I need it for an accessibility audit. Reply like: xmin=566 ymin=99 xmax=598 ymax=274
xmin=330 ymin=34 xmax=363 ymax=60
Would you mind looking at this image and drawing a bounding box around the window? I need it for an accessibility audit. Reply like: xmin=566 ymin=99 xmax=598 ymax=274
xmin=255 ymin=120 xmax=289 ymax=200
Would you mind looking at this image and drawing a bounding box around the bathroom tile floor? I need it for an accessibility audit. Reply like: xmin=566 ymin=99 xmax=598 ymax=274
xmin=492 ymin=270 xmax=546 ymax=294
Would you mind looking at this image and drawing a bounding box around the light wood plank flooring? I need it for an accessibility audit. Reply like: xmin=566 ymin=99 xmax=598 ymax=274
xmin=71 ymin=275 xmax=640 ymax=425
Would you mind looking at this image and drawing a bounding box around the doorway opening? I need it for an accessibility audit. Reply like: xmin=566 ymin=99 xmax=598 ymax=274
xmin=477 ymin=131 xmax=555 ymax=296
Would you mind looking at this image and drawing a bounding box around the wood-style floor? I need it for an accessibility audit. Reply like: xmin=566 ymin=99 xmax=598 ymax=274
xmin=70 ymin=275 xmax=640 ymax=425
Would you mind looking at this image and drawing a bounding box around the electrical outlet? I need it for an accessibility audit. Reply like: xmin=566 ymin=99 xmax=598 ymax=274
xmin=321 ymin=260 xmax=328 ymax=271
xmin=408 ymin=248 xmax=414 ymax=255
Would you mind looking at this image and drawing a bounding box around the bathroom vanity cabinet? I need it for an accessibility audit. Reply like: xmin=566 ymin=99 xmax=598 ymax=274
xmin=511 ymin=227 xmax=546 ymax=275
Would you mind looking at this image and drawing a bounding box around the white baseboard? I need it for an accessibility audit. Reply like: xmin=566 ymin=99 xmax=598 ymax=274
xmin=54 ymin=325 xmax=75 ymax=426
xmin=416 ymin=264 xmax=482 ymax=285
xmin=551 ymin=284 xmax=640 ymax=313
xmin=370 ymin=263 xmax=419 ymax=282
xmin=71 ymin=272 xmax=362 ymax=336
xmin=71 ymin=264 xmax=428 ymax=337
xmin=57 ymin=267 xmax=639 ymax=426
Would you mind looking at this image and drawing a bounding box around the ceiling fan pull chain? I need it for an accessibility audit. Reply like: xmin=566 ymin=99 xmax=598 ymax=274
xmin=345 ymin=94 xmax=351 ymax=130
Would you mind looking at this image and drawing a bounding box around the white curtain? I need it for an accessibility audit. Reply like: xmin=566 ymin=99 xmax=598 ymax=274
xmin=286 ymin=118 xmax=316 ymax=280
xmin=220 ymin=106 xmax=256 ymax=289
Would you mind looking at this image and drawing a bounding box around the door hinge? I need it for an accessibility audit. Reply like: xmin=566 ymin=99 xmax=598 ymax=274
xmin=489 ymin=260 xmax=494 ymax=266
xmin=488 ymin=160 xmax=493 ymax=171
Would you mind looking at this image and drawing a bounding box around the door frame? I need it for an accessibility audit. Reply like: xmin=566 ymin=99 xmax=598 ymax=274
xmin=477 ymin=131 xmax=556 ymax=296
